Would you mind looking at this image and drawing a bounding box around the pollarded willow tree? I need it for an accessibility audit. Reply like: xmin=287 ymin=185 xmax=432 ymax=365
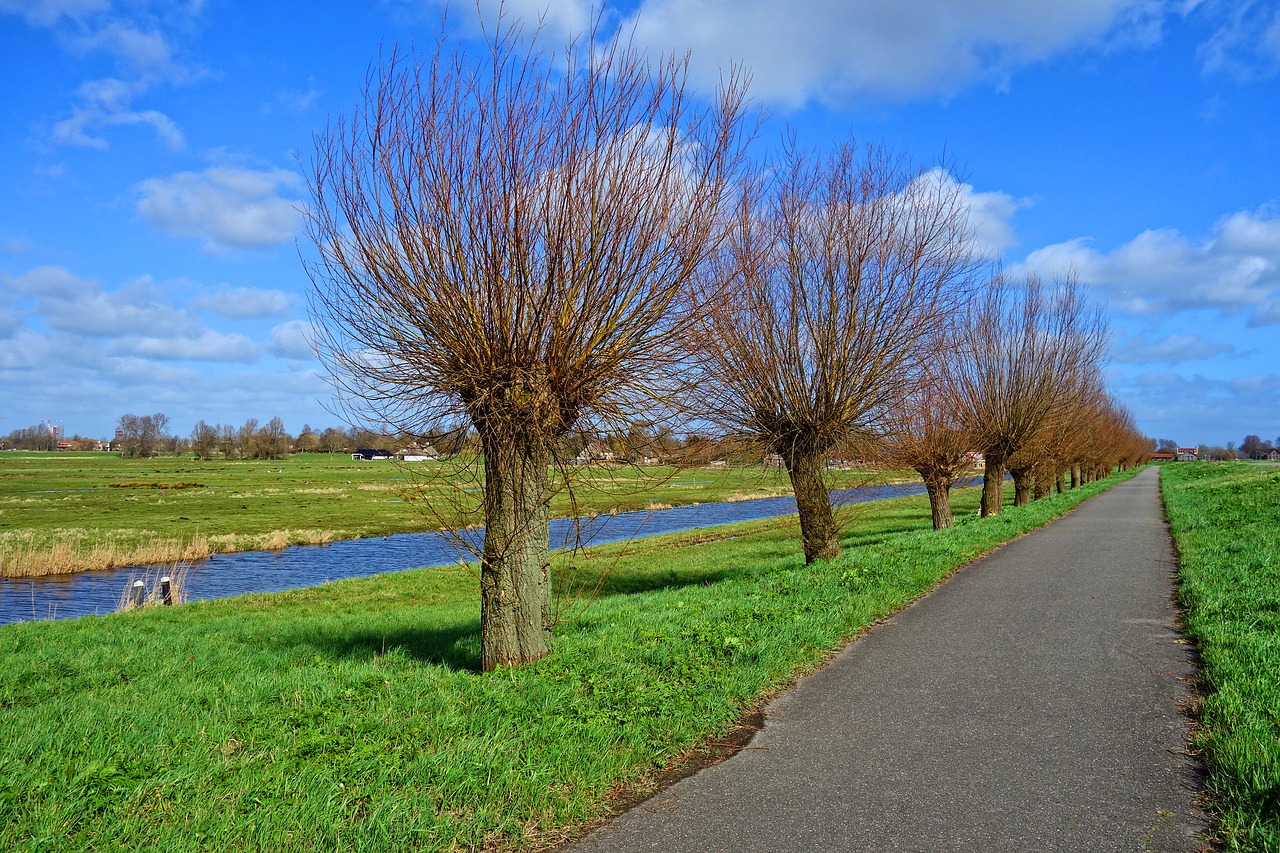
xmin=689 ymin=140 xmax=984 ymax=563
xmin=950 ymin=272 xmax=1109 ymax=517
xmin=303 ymin=27 xmax=752 ymax=671
xmin=879 ymin=352 xmax=976 ymax=531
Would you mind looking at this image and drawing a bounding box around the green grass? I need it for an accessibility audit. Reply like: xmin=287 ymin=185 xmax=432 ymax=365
xmin=0 ymin=471 xmax=1132 ymax=851
xmin=0 ymin=452 xmax=905 ymax=575
xmin=1160 ymin=462 xmax=1280 ymax=851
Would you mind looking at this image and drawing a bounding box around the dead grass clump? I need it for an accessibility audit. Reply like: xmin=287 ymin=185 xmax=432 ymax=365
xmin=117 ymin=562 xmax=192 ymax=612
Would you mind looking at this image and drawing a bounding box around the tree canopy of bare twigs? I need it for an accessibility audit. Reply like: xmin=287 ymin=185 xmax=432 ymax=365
xmin=303 ymin=25 xmax=752 ymax=670
xmin=689 ymin=140 xmax=984 ymax=563
xmin=949 ymin=272 xmax=1109 ymax=517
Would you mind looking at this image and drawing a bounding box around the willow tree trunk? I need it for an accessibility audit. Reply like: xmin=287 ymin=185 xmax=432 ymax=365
xmin=919 ymin=468 xmax=955 ymax=530
xmin=1033 ymin=472 xmax=1053 ymax=500
xmin=1010 ymin=466 xmax=1033 ymax=507
xmin=1071 ymin=464 xmax=1081 ymax=489
xmin=1055 ymin=472 xmax=1066 ymax=494
xmin=783 ymin=448 xmax=840 ymax=564
xmin=480 ymin=432 xmax=553 ymax=671
xmin=981 ymin=453 xmax=1006 ymax=517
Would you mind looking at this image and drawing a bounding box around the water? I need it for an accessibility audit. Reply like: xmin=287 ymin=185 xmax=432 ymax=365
xmin=0 ymin=479 xmax=967 ymax=625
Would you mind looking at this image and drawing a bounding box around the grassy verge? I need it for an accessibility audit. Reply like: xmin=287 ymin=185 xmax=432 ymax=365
xmin=1160 ymin=462 xmax=1280 ymax=851
xmin=0 ymin=452 xmax=913 ymax=577
xmin=0 ymin=470 xmax=1131 ymax=851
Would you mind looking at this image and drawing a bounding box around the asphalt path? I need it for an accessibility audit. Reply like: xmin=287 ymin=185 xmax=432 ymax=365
xmin=566 ymin=467 xmax=1207 ymax=852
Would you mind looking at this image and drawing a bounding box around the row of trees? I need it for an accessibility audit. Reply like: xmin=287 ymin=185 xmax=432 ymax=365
xmin=303 ymin=25 xmax=1148 ymax=670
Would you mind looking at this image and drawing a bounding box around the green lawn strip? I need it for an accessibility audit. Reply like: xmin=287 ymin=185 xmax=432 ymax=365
xmin=0 ymin=471 xmax=1131 ymax=852
xmin=1160 ymin=462 xmax=1280 ymax=851
xmin=0 ymin=452 xmax=911 ymax=573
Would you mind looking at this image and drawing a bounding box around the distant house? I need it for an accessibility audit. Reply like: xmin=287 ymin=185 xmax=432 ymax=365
xmin=395 ymin=445 xmax=438 ymax=462
xmin=1149 ymin=452 xmax=1176 ymax=462
xmin=1267 ymin=449 xmax=1280 ymax=462
xmin=572 ymin=439 xmax=617 ymax=466
xmin=352 ymin=448 xmax=392 ymax=461
xmin=1176 ymin=447 xmax=1199 ymax=462
xmin=763 ymin=452 xmax=784 ymax=467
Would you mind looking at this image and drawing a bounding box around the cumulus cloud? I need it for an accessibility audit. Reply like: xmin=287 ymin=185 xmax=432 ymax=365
xmin=53 ymin=77 xmax=184 ymax=150
xmin=266 ymin=319 xmax=316 ymax=360
xmin=135 ymin=166 xmax=306 ymax=252
xmin=911 ymin=169 xmax=1025 ymax=258
xmin=1112 ymin=332 xmax=1235 ymax=363
xmin=7 ymin=268 xmax=197 ymax=337
xmin=111 ymin=330 xmax=260 ymax=362
xmin=618 ymin=0 xmax=1163 ymax=105
xmin=191 ymin=286 xmax=294 ymax=318
xmin=1013 ymin=205 xmax=1280 ymax=317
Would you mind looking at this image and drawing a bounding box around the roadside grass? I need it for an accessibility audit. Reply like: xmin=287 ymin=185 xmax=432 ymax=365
xmin=1160 ymin=462 xmax=1280 ymax=851
xmin=0 ymin=452 xmax=910 ymax=576
xmin=0 ymin=470 xmax=1131 ymax=852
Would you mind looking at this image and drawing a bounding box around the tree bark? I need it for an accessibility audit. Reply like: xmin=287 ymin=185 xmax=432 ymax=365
xmin=1055 ymin=472 xmax=1065 ymax=494
xmin=1070 ymin=464 xmax=1081 ymax=489
xmin=480 ymin=431 xmax=553 ymax=671
xmin=784 ymin=448 xmax=840 ymax=564
xmin=981 ymin=453 xmax=1006 ymax=517
xmin=1033 ymin=469 xmax=1053 ymax=500
xmin=1010 ymin=466 xmax=1033 ymax=507
xmin=920 ymin=468 xmax=955 ymax=530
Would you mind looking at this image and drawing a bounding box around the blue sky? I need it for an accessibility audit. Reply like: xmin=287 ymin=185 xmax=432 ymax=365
xmin=2 ymin=0 xmax=1278 ymax=448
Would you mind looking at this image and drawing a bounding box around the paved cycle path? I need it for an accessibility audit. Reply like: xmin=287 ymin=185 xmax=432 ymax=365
xmin=568 ymin=467 xmax=1207 ymax=852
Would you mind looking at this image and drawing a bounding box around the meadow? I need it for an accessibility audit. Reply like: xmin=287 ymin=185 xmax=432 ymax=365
xmin=0 ymin=452 xmax=897 ymax=577
xmin=0 ymin=470 xmax=1131 ymax=852
xmin=1160 ymin=461 xmax=1280 ymax=851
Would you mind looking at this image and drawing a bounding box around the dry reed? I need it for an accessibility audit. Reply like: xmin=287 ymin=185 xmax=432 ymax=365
xmin=0 ymin=528 xmax=339 ymax=578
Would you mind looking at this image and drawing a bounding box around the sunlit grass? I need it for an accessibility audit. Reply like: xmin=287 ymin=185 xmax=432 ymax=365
xmin=0 ymin=469 xmax=1132 ymax=851
xmin=1161 ymin=462 xmax=1280 ymax=851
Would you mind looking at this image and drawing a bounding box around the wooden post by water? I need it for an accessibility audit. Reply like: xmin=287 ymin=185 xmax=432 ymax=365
xmin=160 ymin=576 xmax=173 ymax=606
xmin=131 ymin=580 xmax=145 ymax=608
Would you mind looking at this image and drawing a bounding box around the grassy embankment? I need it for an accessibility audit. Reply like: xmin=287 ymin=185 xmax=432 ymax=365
xmin=1161 ymin=462 xmax=1280 ymax=851
xmin=0 ymin=452 xmax=901 ymax=577
xmin=0 ymin=469 xmax=1133 ymax=851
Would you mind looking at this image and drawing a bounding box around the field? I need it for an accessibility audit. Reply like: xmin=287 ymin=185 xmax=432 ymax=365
xmin=0 ymin=452 xmax=902 ymax=577
xmin=1160 ymin=462 xmax=1280 ymax=851
xmin=0 ymin=469 xmax=1132 ymax=851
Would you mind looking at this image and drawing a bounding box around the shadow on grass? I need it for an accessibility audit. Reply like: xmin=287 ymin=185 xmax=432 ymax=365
xmin=289 ymin=622 xmax=484 ymax=672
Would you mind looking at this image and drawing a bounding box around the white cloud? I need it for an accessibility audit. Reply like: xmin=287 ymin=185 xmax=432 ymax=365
xmin=191 ymin=286 xmax=294 ymax=318
xmin=135 ymin=166 xmax=306 ymax=252
xmin=111 ymin=330 xmax=260 ymax=362
xmin=4 ymin=266 xmax=196 ymax=337
xmin=266 ymin=319 xmax=316 ymax=360
xmin=1194 ymin=0 xmax=1280 ymax=80
xmin=1014 ymin=205 xmax=1280 ymax=317
xmin=0 ymin=0 xmax=109 ymax=27
xmin=5 ymin=1 xmax=202 ymax=150
xmin=53 ymin=77 xmax=185 ymax=150
xmin=619 ymin=0 xmax=1165 ymax=105
xmin=913 ymin=169 xmax=1025 ymax=257
xmin=1112 ymin=332 xmax=1235 ymax=363
xmin=1113 ymin=367 xmax=1280 ymax=445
